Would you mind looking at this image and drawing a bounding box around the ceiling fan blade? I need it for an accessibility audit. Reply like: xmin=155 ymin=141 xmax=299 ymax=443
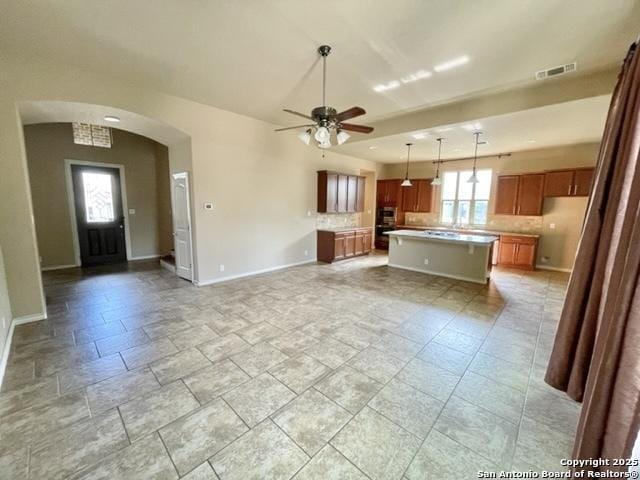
xmin=340 ymin=123 xmax=374 ymax=134
xmin=336 ymin=106 xmax=366 ymax=122
xmin=283 ymin=109 xmax=314 ymax=121
xmin=274 ymin=124 xmax=315 ymax=132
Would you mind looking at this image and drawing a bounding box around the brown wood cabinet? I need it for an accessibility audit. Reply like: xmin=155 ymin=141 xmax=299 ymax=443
xmin=544 ymin=168 xmax=594 ymax=197
xmin=494 ymin=174 xmax=544 ymax=216
xmin=497 ymin=234 xmax=538 ymax=270
xmin=317 ymin=171 xmax=366 ymax=213
xmin=317 ymin=228 xmax=373 ymax=263
xmin=376 ymin=179 xmax=403 ymax=207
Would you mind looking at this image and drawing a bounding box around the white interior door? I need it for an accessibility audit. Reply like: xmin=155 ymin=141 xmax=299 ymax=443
xmin=171 ymin=172 xmax=193 ymax=281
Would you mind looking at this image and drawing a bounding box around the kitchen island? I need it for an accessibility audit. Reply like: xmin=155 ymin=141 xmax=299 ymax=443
xmin=386 ymin=229 xmax=499 ymax=284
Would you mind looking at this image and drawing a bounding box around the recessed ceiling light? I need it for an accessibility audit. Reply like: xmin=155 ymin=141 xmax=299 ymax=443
xmin=104 ymin=115 xmax=120 ymax=123
xmin=373 ymin=80 xmax=401 ymax=93
xmin=434 ymin=55 xmax=470 ymax=73
xmin=461 ymin=122 xmax=482 ymax=131
xmin=400 ymin=70 xmax=432 ymax=84
xmin=369 ymin=146 xmax=378 ymax=150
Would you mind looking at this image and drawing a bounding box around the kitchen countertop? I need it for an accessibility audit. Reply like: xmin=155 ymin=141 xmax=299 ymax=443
xmin=396 ymin=225 xmax=540 ymax=239
xmin=386 ymin=229 xmax=499 ymax=245
xmin=316 ymin=226 xmax=373 ymax=233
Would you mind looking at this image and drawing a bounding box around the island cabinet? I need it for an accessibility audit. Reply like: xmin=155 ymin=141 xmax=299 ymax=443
xmin=401 ymin=179 xmax=432 ymax=212
xmin=376 ymin=179 xmax=403 ymax=207
xmin=317 ymin=171 xmax=366 ymax=213
xmin=544 ymin=168 xmax=594 ymax=197
xmin=497 ymin=234 xmax=539 ymax=270
xmin=494 ymin=174 xmax=544 ymax=216
xmin=317 ymin=228 xmax=373 ymax=263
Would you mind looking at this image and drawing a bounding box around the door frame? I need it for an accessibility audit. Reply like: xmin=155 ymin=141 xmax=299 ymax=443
xmin=64 ymin=159 xmax=133 ymax=266
xmin=170 ymin=172 xmax=194 ymax=282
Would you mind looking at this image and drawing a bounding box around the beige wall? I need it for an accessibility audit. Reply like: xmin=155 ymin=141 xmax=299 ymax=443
xmin=381 ymin=143 xmax=599 ymax=271
xmin=23 ymin=123 xmax=173 ymax=268
xmin=0 ymin=55 xmax=380 ymax=317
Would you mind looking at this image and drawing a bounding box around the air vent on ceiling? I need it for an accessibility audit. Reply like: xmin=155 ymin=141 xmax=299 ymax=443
xmin=535 ymin=62 xmax=577 ymax=80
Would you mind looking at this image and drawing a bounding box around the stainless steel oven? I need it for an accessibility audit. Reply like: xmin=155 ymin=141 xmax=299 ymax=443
xmin=375 ymin=207 xmax=397 ymax=249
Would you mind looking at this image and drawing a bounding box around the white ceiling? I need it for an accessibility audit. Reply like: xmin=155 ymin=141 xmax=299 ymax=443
xmin=1 ymin=0 xmax=638 ymax=128
xmin=336 ymin=95 xmax=610 ymax=163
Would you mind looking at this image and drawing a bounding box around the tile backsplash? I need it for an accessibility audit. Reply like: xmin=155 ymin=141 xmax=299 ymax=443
xmin=404 ymin=212 xmax=543 ymax=234
xmin=316 ymin=213 xmax=361 ymax=229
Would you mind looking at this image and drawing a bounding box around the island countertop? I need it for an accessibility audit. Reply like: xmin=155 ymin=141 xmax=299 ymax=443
xmin=396 ymin=225 xmax=540 ymax=239
xmin=385 ymin=229 xmax=499 ymax=245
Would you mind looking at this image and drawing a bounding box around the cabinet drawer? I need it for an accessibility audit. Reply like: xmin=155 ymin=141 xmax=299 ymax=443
xmin=500 ymin=235 xmax=537 ymax=245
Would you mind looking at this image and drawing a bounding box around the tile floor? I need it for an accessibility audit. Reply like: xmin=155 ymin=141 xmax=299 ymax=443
xmin=0 ymin=254 xmax=581 ymax=479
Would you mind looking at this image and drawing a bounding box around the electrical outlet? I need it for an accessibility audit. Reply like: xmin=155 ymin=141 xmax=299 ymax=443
xmin=304 ymin=250 xmax=308 ymax=256
xmin=219 ymin=264 xmax=225 ymax=272
xmin=549 ymin=222 xmax=556 ymax=229
xmin=541 ymin=256 xmax=550 ymax=263
xmin=424 ymin=258 xmax=429 ymax=265
xmin=204 ymin=203 xmax=213 ymax=210
xmin=306 ymin=211 xmax=311 ymax=217
xmin=128 ymin=208 xmax=136 ymax=215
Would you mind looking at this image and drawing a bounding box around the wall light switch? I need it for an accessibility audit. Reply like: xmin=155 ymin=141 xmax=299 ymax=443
xmin=424 ymin=258 xmax=429 ymax=265
xmin=204 ymin=203 xmax=213 ymax=211
xmin=304 ymin=250 xmax=309 ymax=256
xmin=219 ymin=264 xmax=225 ymax=272
xmin=128 ymin=208 xmax=136 ymax=215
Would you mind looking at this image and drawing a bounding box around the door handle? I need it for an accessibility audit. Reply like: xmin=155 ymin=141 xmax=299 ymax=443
xmin=573 ymin=184 xmax=578 ymax=195
xmin=567 ymin=185 xmax=572 ymax=195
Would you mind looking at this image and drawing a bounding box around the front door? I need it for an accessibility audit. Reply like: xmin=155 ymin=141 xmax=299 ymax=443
xmin=171 ymin=172 xmax=193 ymax=281
xmin=71 ymin=165 xmax=127 ymax=266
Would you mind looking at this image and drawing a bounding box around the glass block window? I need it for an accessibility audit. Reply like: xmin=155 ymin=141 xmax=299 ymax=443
xmin=72 ymin=123 xmax=112 ymax=148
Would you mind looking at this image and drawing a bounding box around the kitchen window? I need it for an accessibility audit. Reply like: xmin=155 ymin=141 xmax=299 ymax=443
xmin=441 ymin=169 xmax=492 ymax=225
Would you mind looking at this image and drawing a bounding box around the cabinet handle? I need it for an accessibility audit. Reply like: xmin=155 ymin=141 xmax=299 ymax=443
xmin=573 ymin=184 xmax=578 ymax=195
xmin=567 ymin=185 xmax=572 ymax=195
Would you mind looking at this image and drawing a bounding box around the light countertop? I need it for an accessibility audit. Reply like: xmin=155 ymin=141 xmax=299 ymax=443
xmin=317 ymin=226 xmax=373 ymax=233
xmin=396 ymin=225 xmax=540 ymax=239
xmin=386 ymin=229 xmax=499 ymax=245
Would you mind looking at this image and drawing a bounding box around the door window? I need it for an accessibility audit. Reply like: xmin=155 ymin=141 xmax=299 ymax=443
xmin=82 ymin=171 xmax=115 ymax=223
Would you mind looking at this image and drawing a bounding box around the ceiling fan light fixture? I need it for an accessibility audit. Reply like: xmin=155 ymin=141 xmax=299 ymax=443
xmin=319 ymin=140 xmax=331 ymax=149
xmin=314 ymin=126 xmax=330 ymax=143
xmin=298 ymin=129 xmax=312 ymax=145
xmin=336 ymin=129 xmax=350 ymax=145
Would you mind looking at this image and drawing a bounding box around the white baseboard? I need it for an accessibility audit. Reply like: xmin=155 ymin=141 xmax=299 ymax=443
xmin=536 ymin=265 xmax=573 ymax=273
xmin=41 ymin=263 xmax=78 ymax=271
xmin=129 ymin=254 xmax=161 ymax=261
xmin=0 ymin=312 xmax=47 ymax=389
xmin=195 ymin=258 xmax=317 ymax=286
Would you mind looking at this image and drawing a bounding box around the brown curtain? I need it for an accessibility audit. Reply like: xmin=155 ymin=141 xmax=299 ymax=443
xmin=545 ymin=41 xmax=640 ymax=467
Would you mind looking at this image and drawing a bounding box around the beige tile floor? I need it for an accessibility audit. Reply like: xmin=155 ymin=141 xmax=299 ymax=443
xmin=0 ymin=253 xmax=581 ymax=479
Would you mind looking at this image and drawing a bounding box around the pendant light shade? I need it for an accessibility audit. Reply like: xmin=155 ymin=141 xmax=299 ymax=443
xmin=336 ymin=129 xmax=350 ymax=145
xmin=431 ymin=138 xmax=444 ymax=186
xmin=467 ymin=132 xmax=482 ymax=183
xmin=402 ymin=143 xmax=413 ymax=187
xmin=298 ymin=129 xmax=312 ymax=145
xmin=314 ymin=126 xmax=330 ymax=143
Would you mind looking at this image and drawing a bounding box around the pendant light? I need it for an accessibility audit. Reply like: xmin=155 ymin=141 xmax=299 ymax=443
xmin=431 ymin=138 xmax=444 ymax=186
xmin=401 ymin=143 xmax=413 ymax=187
xmin=467 ymin=131 xmax=483 ymax=183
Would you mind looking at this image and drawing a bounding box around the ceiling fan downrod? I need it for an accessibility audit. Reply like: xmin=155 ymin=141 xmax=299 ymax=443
xmin=318 ymin=45 xmax=331 ymax=107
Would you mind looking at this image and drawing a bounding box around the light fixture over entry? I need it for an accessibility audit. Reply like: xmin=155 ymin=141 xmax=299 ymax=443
xmin=401 ymin=143 xmax=413 ymax=187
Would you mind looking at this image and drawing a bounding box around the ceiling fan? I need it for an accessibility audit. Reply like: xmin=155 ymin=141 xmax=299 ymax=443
xmin=275 ymin=45 xmax=374 ymax=148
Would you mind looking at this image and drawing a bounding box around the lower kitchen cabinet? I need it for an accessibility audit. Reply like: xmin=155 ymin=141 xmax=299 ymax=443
xmin=317 ymin=228 xmax=373 ymax=263
xmin=497 ymin=234 xmax=539 ymax=270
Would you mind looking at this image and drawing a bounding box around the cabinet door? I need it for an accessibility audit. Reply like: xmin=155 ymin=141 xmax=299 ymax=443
xmin=325 ymin=172 xmax=338 ymax=212
xmin=344 ymin=234 xmax=355 ymax=257
xmin=415 ymin=180 xmax=432 ymax=212
xmin=544 ymin=170 xmax=574 ymax=197
xmin=387 ymin=180 xmax=402 ymax=206
xmin=337 ymin=175 xmax=348 ymax=212
xmin=354 ymin=232 xmax=365 ymax=255
xmin=363 ymin=232 xmax=372 ymax=253
xmin=515 ymin=243 xmax=536 ymax=267
xmin=346 ymin=175 xmax=358 ymax=212
xmin=376 ymin=180 xmax=387 ymax=206
xmin=401 ymin=182 xmax=418 ymax=211
xmin=356 ymin=176 xmax=366 ymax=212
xmin=498 ymin=241 xmax=517 ymax=265
xmin=517 ymin=174 xmax=544 ymax=216
xmin=334 ymin=236 xmax=345 ymax=259
xmin=573 ymin=168 xmax=594 ymax=197
xmin=494 ymin=176 xmax=519 ymax=215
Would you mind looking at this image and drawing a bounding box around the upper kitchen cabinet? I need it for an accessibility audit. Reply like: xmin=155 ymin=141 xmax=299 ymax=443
xmin=544 ymin=168 xmax=594 ymax=197
xmin=400 ymin=179 xmax=432 ymax=212
xmin=494 ymin=173 xmax=544 ymax=216
xmin=317 ymin=171 xmax=366 ymax=213
xmin=376 ymin=179 xmax=403 ymax=207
